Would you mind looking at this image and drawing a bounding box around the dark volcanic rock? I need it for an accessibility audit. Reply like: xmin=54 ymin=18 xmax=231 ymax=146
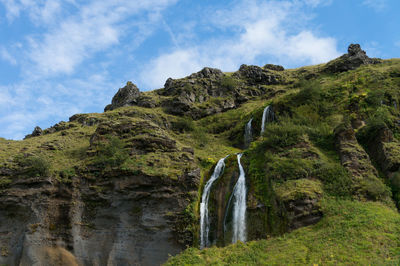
xmin=188 ymin=67 xmax=224 ymax=79
xmin=334 ymin=123 xmax=378 ymax=179
xmin=104 ymin=81 xmax=141 ymax=111
xmin=0 ymin=167 xmax=197 ymax=266
xmin=263 ymin=64 xmax=285 ymax=71
xmin=363 ymin=127 xmax=400 ymax=176
xmin=69 ymin=114 xmax=102 ymax=126
xmin=324 ymin=44 xmax=382 ymax=73
xmin=334 ymin=123 xmax=390 ymax=201
xmin=24 ymin=126 xmax=43 ymax=139
xmin=285 ymin=197 xmax=323 ymax=230
xmin=235 ymin=64 xmax=282 ymax=85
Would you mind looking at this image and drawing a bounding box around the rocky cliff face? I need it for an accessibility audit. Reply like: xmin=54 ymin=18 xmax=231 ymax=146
xmin=1 ymin=44 xmax=400 ymax=265
xmin=0 ymin=156 xmax=198 ymax=266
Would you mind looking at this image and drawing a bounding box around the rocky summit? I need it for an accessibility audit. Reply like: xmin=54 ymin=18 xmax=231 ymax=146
xmin=1 ymin=44 xmax=400 ymax=265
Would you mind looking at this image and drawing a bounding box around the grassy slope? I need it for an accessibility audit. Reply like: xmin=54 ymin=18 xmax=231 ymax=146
xmin=167 ymin=199 xmax=400 ymax=265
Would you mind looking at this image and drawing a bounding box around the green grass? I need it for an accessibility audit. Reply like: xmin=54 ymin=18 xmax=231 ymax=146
xmin=166 ymin=199 xmax=400 ymax=265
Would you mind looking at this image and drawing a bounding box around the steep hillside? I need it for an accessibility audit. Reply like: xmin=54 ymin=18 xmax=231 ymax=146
xmin=1 ymin=44 xmax=400 ymax=265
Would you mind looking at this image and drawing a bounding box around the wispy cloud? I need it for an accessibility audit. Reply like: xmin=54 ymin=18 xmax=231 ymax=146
xmin=0 ymin=0 xmax=178 ymax=139
xmin=25 ymin=0 xmax=177 ymax=77
xmin=140 ymin=0 xmax=339 ymax=89
xmin=363 ymin=0 xmax=387 ymax=11
xmin=0 ymin=47 xmax=17 ymax=65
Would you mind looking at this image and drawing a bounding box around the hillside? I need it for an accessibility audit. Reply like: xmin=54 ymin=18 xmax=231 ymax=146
xmin=0 ymin=44 xmax=400 ymax=265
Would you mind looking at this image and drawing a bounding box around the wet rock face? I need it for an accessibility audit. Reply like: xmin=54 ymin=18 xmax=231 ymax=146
xmin=104 ymin=82 xmax=141 ymax=111
xmin=284 ymin=198 xmax=322 ymax=230
xmin=0 ymin=169 xmax=199 ymax=265
xmin=324 ymin=44 xmax=381 ymax=73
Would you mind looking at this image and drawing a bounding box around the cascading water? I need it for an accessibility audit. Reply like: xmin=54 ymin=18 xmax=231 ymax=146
xmin=260 ymin=105 xmax=275 ymax=134
xmin=231 ymin=153 xmax=247 ymax=243
xmin=244 ymin=118 xmax=253 ymax=148
xmin=200 ymin=156 xmax=227 ymax=249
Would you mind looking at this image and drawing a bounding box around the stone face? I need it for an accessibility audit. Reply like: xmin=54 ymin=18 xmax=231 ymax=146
xmin=104 ymin=81 xmax=141 ymax=111
xmin=334 ymin=123 xmax=390 ymax=201
xmin=0 ymin=169 xmax=197 ymax=266
xmin=324 ymin=43 xmax=381 ymax=73
xmin=364 ymin=127 xmax=400 ymax=176
xmin=188 ymin=67 xmax=224 ymax=79
xmin=235 ymin=64 xmax=282 ymax=85
xmin=24 ymin=126 xmax=43 ymax=139
xmin=263 ymin=64 xmax=285 ymax=71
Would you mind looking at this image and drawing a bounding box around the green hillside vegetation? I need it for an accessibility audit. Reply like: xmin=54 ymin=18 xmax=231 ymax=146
xmin=1 ymin=45 xmax=400 ymax=265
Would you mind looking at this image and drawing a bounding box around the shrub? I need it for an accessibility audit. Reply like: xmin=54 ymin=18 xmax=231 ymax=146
xmin=94 ymin=136 xmax=129 ymax=169
xmin=220 ymin=76 xmax=239 ymax=90
xmin=262 ymin=120 xmax=305 ymax=149
xmin=171 ymin=117 xmax=194 ymax=133
xmin=59 ymin=168 xmax=76 ymax=183
xmin=314 ymin=162 xmax=352 ymax=197
xmin=15 ymin=155 xmax=50 ymax=177
xmin=391 ymin=172 xmax=400 ymax=207
xmin=356 ymin=106 xmax=393 ymax=145
xmin=292 ymin=80 xmax=321 ymax=106
xmin=365 ymin=89 xmax=385 ymax=107
xmin=0 ymin=178 xmax=12 ymax=188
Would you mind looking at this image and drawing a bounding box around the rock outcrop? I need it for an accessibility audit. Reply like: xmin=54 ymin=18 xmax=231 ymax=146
xmin=334 ymin=123 xmax=390 ymax=201
xmin=104 ymin=82 xmax=141 ymax=111
xmin=324 ymin=44 xmax=381 ymax=73
xmin=234 ymin=64 xmax=283 ymax=85
xmin=24 ymin=126 xmax=43 ymax=139
xmin=0 ymin=168 xmax=198 ymax=265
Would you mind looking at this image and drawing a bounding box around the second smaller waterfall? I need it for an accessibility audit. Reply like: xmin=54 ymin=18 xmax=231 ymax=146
xmin=200 ymin=157 xmax=227 ymax=249
xmin=260 ymin=105 xmax=275 ymax=134
xmin=244 ymin=118 xmax=253 ymax=148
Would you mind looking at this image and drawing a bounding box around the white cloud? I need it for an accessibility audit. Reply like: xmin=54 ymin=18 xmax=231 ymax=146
xmin=363 ymin=0 xmax=387 ymax=11
xmin=0 ymin=0 xmax=65 ymax=23
xmin=140 ymin=0 xmax=340 ymax=89
xmin=0 ymin=47 xmax=17 ymax=65
xmin=0 ymin=0 xmax=178 ymax=77
xmin=141 ymin=49 xmax=203 ymax=89
xmin=0 ymin=0 xmax=179 ymax=139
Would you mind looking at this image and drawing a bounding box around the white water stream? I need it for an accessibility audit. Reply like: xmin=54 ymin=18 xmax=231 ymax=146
xmin=244 ymin=118 xmax=253 ymax=148
xmin=260 ymin=105 xmax=274 ymax=134
xmin=199 ymin=157 xmax=227 ymax=249
xmin=231 ymin=153 xmax=247 ymax=243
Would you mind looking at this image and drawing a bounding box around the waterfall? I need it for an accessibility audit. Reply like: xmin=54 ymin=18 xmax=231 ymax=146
xmin=231 ymin=153 xmax=247 ymax=243
xmin=244 ymin=118 xmax=253 ymax=148
xmin=260 ymin=105 xmax=275 ymax=134
xmin=200 ymin=156 xmax=227 ymax=249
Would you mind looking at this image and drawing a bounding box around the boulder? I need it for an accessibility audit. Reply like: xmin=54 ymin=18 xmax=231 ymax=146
xmin=188 ymin=67 xmax=225 ymax=79
xmin=104 ymin=81 xmax=141 ymax=111
xmin=235 ymin=64 xmax=282 ymax=85
xmin=324 ymin=44 xmax=381 ymax=73
xmin=24 ymin=126 xmax=43 ymax=139
xmin=263 ymin=64 xmax=285 ymax=71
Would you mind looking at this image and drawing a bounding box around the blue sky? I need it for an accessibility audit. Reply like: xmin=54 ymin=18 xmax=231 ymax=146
xmin=0 ymin=0 xmax=399 ymax=140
